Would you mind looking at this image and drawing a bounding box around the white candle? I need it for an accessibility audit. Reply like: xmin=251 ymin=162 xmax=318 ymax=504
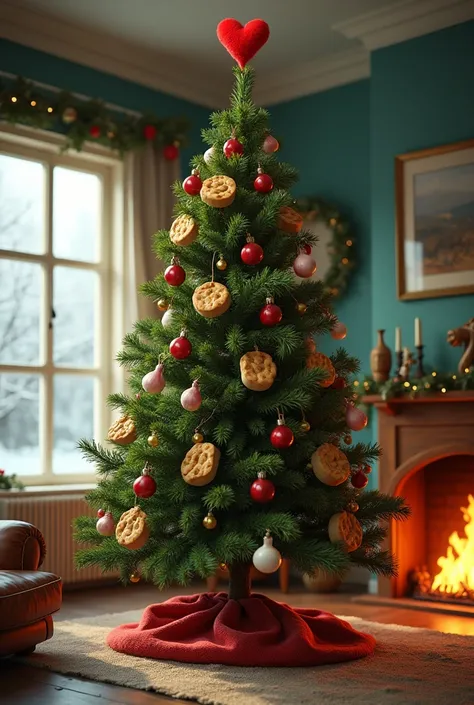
xmin=414 ymin=317 xmax=422 ymax=347
xmin=395 ymin=327 xmax=402 ymax=353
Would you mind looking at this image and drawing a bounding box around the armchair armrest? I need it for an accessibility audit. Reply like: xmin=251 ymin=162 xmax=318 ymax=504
xmin=0 ymin=520 xmax=46 ymax=571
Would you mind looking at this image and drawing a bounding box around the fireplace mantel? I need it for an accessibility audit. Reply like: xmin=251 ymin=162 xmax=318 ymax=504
xmin=363 ymin=391 xmax=474 ymax=598
xmin=363 ymin=391 xmax=474 ymax=416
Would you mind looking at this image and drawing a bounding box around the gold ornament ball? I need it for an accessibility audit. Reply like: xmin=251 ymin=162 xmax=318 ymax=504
xmin=192 ymin=432 xmax=204 ymax=444
xmin=157 ymin=298 xmax=169 ymax=311
xmin=216 ymin=257 xmax=227 ymax=271
xmin=202 ymin=513 xmax=217 ymax=530
xmin=296 ymin=302 xmax=307 ymax=315
xmin=300 ymin=420 xmax=311 ymax=432
xmin=347 ymin=501 xmax=359 ymax=513
xmin=219 ymin=562 xmax=228 ymax=572
xmin=147 ymin=433 xmax=159 ymax=448
xmin=107 ymin=130 xmax=116 ymax=139
xmin=344 ymin=434 xmax=353 ymax=445
xmin=129 ymin=572 xmax=140 ymax=583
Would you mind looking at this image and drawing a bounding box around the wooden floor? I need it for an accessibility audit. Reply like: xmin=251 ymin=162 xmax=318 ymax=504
xmin=3 ymin=581 xmax=474 ymax=705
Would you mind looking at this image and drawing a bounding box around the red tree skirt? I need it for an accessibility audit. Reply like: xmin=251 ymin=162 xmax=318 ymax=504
xmin=107 ymin=592 xmax=375 ymax=667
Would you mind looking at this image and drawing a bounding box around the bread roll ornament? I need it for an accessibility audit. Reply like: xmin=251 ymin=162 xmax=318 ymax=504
xmin=328 ymin=511 xmax=363 ymax=552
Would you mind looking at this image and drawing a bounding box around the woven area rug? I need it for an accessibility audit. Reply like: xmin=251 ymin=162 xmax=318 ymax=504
xmin=22 ymin=609 xmax=474 ymax=705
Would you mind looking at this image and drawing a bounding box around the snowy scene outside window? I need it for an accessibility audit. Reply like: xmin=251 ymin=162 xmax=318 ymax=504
xmin=0 ymin=143 xmax=112 ymax=482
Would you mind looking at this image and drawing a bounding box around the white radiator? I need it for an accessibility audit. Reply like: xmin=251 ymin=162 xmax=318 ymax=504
xmin=0 ymin=492 xmax=118 ymax=586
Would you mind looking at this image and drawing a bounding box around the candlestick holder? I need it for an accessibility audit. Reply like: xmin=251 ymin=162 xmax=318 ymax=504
xmin=415 ymin=345 xmax=425 ymax=378
xmin=395 ymin=350 xmax=403 ymax=379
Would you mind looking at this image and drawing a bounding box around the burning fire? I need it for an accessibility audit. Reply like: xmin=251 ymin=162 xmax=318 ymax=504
xmin=431 ymin=494 xmax=474 ymax=596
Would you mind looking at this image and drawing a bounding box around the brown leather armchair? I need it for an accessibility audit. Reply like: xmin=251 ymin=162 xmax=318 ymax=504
xmin=0 ymin=520 xmax=62 ymax=656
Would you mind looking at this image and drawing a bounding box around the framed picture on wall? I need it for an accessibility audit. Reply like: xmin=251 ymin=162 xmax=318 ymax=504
xmin=396 ymin=138 xmax=474 ymax=300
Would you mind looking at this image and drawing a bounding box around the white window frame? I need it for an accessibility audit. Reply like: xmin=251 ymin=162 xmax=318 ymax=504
xmin=0 ymin=124 xmax=126 ymax=486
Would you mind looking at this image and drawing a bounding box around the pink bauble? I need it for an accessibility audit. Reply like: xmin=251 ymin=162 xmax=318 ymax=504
xmin=263 ymin=134 xmax=279 ymax=154
xmin=180 ymin=380 xmax=202 ymax=411
xmin=96 ymin=512 xmax=115 ymax=536
xmin=293 ymin=253 xmax=317 ymax=278
xmin=142 ymin=363 xmax=165 ymax=394
xmin=331 ymin=322 xmax=347 ymax=340
xmin=346 ymin=404 xmax=368 ymax=432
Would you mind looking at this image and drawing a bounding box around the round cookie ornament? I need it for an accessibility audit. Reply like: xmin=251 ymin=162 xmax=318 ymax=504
xmin=200 ymin=174 xmax=236 ymax=208
xmin=311 ymin=443 xmax=350 ymax=486
xmin=277 ymin=206 xmax=303 ymax=234
xmin=192 ymin=281 xmax=231 ymax=318
xmin=181 ymin=442 xmax=221 ymax=486
xmin=328 ymin=511 xmax=363 ymax=553
xmin=240 ymin=350 xmax=277 ymax=392
xmin=306 ymin=352 xmax=336 ymax=388
xmin=115 ymin=506 xmax=150 ymax=550
xmin=170 ymin=214 xmax=199 ymax=247
xmin=107 ymin=415 xmax=137 ymax=445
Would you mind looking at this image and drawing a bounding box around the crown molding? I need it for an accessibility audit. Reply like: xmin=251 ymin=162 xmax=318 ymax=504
xmin=0 ymin=0 xmax=227 ymax=108
xmin=253 ymin=48 xmax=370 ymax=106
xmin=333 ymin=0 xmax=474 ymax=51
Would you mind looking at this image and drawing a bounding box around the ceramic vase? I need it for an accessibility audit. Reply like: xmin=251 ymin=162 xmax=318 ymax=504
xmin=370 ymin=329 xmax=392 ymax=382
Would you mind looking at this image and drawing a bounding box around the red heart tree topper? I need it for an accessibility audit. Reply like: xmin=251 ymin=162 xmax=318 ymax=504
xmin=217 ymin=19 xmax=270 ymax=68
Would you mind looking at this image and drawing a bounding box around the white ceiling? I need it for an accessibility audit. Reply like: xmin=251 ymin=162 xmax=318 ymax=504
xmin=1 ymin=0 xmax=473 ymax=106
xmin=13 ymin=0 xmax=384 ymax=73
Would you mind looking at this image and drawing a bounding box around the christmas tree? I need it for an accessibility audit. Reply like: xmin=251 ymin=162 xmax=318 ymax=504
xmin=75 ymin=19 xmax=408 ymax=667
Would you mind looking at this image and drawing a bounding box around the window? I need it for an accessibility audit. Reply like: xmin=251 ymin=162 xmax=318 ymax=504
xmin=0 ymin=130 xmax=122 ymax=484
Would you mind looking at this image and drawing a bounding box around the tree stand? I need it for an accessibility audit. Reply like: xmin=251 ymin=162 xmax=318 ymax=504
xmin=107 ymin=564 xmax=375 ymax=667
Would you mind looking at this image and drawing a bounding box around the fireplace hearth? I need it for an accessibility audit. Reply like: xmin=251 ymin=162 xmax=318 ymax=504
xmin=359 ymin=393 xmax=474 ymax=614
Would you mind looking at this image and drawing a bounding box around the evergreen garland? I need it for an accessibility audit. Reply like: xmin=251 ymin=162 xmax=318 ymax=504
xmin=0 ymin=76 xmax=189 ymax=155
xmin=354 ymin=369 xmax=474 ymax=400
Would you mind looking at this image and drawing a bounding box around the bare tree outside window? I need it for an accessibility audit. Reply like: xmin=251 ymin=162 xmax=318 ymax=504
xmin=0 ymin=151 xmax=105 ymax=479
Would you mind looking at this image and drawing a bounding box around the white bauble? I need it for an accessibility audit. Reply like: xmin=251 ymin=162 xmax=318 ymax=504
xmin=161 ymin=309 xmax=174 ymax=328
xmin=252 ymin=533 xmax=282 ymax=574
xmin=204 ymin=146 xmax=215 ymax=165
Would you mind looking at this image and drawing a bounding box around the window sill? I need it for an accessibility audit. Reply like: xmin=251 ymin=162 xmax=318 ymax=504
xmin=0 ymin=483 xmax=95 ymax=498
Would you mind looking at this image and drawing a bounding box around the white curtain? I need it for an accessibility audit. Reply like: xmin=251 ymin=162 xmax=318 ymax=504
xmin=124 ymin=143 xmax=180 ymax=325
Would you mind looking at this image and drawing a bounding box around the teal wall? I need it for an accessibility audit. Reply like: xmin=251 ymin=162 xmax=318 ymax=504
xmin=371 ymin=21 xmax=474 ymax=372
xmin=0 ymin=39 xmax=210 ymax=173
xmin=270 ymin=80 xmax=372 ymax=448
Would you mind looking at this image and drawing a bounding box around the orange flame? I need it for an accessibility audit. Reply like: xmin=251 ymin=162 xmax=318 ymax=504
xmin=431 ymin=494 xmax=474 ymax=595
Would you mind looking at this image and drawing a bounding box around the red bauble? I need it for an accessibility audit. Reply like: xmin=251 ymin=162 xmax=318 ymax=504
xmin=363 ymin=464 xmax=372 ymax=474
xmin=163 ymin=144 xmax=179 ymax=161
xmin=330 ymin=376 xmax=346 ymax=390
xmin=182 ymin=172 xmax=202 ymax=196
xmin=270 ymin=424 xmax=294 ymax=449
xmin=260 ymin=302 xmax=282 ymax=327
xmin=89 ymin=125 xmax=101 ymax=139
xmin=223 ymin=137 xmax=244 ymax=157
xmin=254 ymin=172 xmax=273 ymax=193
xmin=303 ymin=244 xmax=312 ymax=255
xmin=164 ymin=263 xmax=186 ymax=287
xmin=351 ymin=470 xmax=369 ymax=489
xmin=133 ymin=473 xmax=157 ymax=498
xmin=97 ymin=508 xmax=105 ymax=518
xmin=241 ymin=241 xmax=264 ymax=265
xmin=169 ymin=335 xmax=192 ymax=359
xmin=143 ymin=124 xmax=157 ymax=140
xmin=250 ymin=476 xmax=275 ymax=503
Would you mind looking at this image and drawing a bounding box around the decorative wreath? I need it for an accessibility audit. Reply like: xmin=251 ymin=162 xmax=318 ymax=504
xmin=0 ymin=76 xmax=189 ymax=157
xmin=295 ymin=196 xmax=356 ymax=299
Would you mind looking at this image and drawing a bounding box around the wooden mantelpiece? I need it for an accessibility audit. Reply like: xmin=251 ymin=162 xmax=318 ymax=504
xmin=364 ymin=392 xmax=474 ymax=598
xmin=363 ymin=391 xmax=474 ymax=416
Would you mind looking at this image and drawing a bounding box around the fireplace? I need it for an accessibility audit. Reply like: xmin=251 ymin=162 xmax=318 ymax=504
xmin=363 ymin=392 xmax=474 ymax=611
